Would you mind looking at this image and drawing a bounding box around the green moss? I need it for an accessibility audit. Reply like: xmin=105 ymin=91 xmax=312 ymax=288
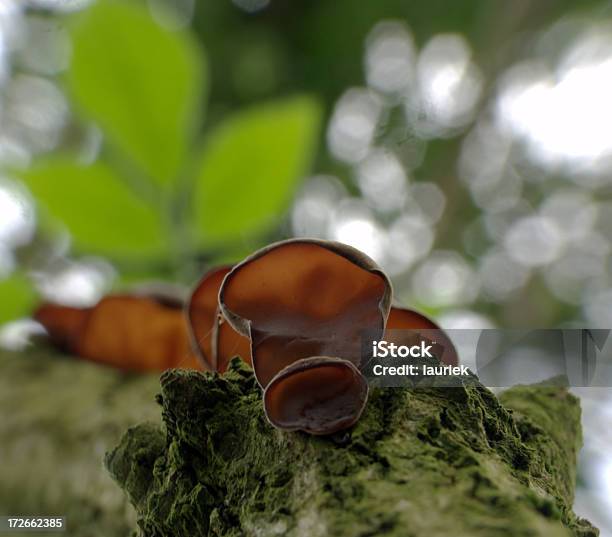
xmin=106 ymin=360 xmax=599 ymax=537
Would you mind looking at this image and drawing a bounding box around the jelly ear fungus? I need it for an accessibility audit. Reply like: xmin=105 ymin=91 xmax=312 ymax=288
xmin=218 ymin=238 xmax=392 ymax=435
xmin=263 ymin=357 xmax=368 ymax=435
xmin=385 ymin=306 xmax=459 ymax=366
xmin=187 ymin=265 xmax=250 ymax=373
xmin=218 ymin=238 xmax=392 ymax=387
xmin=34 ymin=295 xmax=200 ymax=371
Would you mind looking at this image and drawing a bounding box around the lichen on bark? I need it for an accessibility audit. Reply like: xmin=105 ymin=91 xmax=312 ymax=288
xmin=106 ymin=359 xmax=598 ymax=537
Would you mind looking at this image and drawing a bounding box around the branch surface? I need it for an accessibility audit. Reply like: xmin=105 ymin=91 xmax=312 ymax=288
xmin=107 ymin=359 xmax=599 ymax=537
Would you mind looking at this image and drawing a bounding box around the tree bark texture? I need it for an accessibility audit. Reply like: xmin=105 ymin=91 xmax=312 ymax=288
xmin=0 ymin=348 xmax=161 ymax=537
xmin=106 ymin=359 xmax=599 ymax=537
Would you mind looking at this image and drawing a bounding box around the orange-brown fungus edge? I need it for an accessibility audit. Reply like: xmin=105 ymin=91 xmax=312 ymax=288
xmin=263 ymin=356 xmax=368 ymax=435
xmin=187 ymin=265 xmax=250 ymax=373
xmin=214 ymin=316 xmax=252 ymax=373
xmin=35 ymin=295 xmax=201 ymax=372
xmin=33 ymin=303 xmax=89 ymax=351
xmin=385 ymin=306 xmax=458 ymax=366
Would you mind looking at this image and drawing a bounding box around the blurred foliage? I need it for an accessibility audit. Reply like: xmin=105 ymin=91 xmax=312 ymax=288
xmin=68 ymin=1 xmax=206 ymax=187
xmin=194 ymin=96 xmax=320 ymax=245
xmin=12 ymin=0 xmax=321 ymax=284
xmin=0 ymin=0 xmax=610 ymax=331
xmin=0 ymin=274 xmax=37 ymax=324
xmin=21 ymin=159 xmax=169 ymax=257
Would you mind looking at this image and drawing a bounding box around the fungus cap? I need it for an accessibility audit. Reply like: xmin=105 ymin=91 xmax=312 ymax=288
xmin=214 ymin=316 xmax=251 ymax=373
xmin=263 ymin=356 xmax=368 ymax=435
xmin=187 ymin=266 xmax=230 ymax=370
xmin=385 ymin=306 xmax=458 ymax=366
xmin=35 ymin=295 xmax=200 ymax=371
xmin=219 ymin=239 xmax=392 ymax=387
xmin=187 ymin=265 xmax=251 ymax=372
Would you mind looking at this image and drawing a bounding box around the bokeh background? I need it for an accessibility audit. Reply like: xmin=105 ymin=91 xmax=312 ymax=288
xmin=0 ymin=0 xmax=611 ymax=533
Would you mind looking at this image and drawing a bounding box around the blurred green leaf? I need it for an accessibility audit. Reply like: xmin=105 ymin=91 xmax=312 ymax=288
xmin=68 ymin=1 xmax=206 ymax=187
xmin=19 ymin=160 xmax=169 ymax=258
xmin=0 ymin=274 xmax=37 ymax=325
xmin=193 ymin=96 xmax=321 ymax=244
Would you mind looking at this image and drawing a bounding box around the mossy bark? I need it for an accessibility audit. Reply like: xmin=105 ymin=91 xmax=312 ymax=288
xmin=0 ymin=348 xmax=161 ymax=537
xmin=106 ymin=360 xmax=598 ymax=537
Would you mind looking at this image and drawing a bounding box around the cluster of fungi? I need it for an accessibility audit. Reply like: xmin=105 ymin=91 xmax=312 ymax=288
xmin=34 ymin=239 xmax=457 ymax=435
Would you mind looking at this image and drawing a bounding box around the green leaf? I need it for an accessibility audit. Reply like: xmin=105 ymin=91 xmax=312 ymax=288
xmin=67 ymin=1 xmax=206 ymax=187
xmin=0 ymin=274 xmax=37 ymax=325
xmin=193 ymin=96 xmax=321 ymax=244
xmin=19 ymin=159 xmax=168 ymax=258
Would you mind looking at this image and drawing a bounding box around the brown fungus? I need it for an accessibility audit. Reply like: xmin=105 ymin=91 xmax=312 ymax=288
xmin=218 ymin=238 xmax=392 ymax=387
xmin=34 ymin=295 xmax=201 ymax=372
xmin=34 ymin=303 xmax=89 ymax=351
xmin=385 ymin=306 xmax=458 ymax=366
xmin=187 ymin=265 xmax=250 ymax=372
xmin=263 ymin=356 xmax=368 ymax=435
xmin=215 ymin=317 xmax=252 ymax=372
